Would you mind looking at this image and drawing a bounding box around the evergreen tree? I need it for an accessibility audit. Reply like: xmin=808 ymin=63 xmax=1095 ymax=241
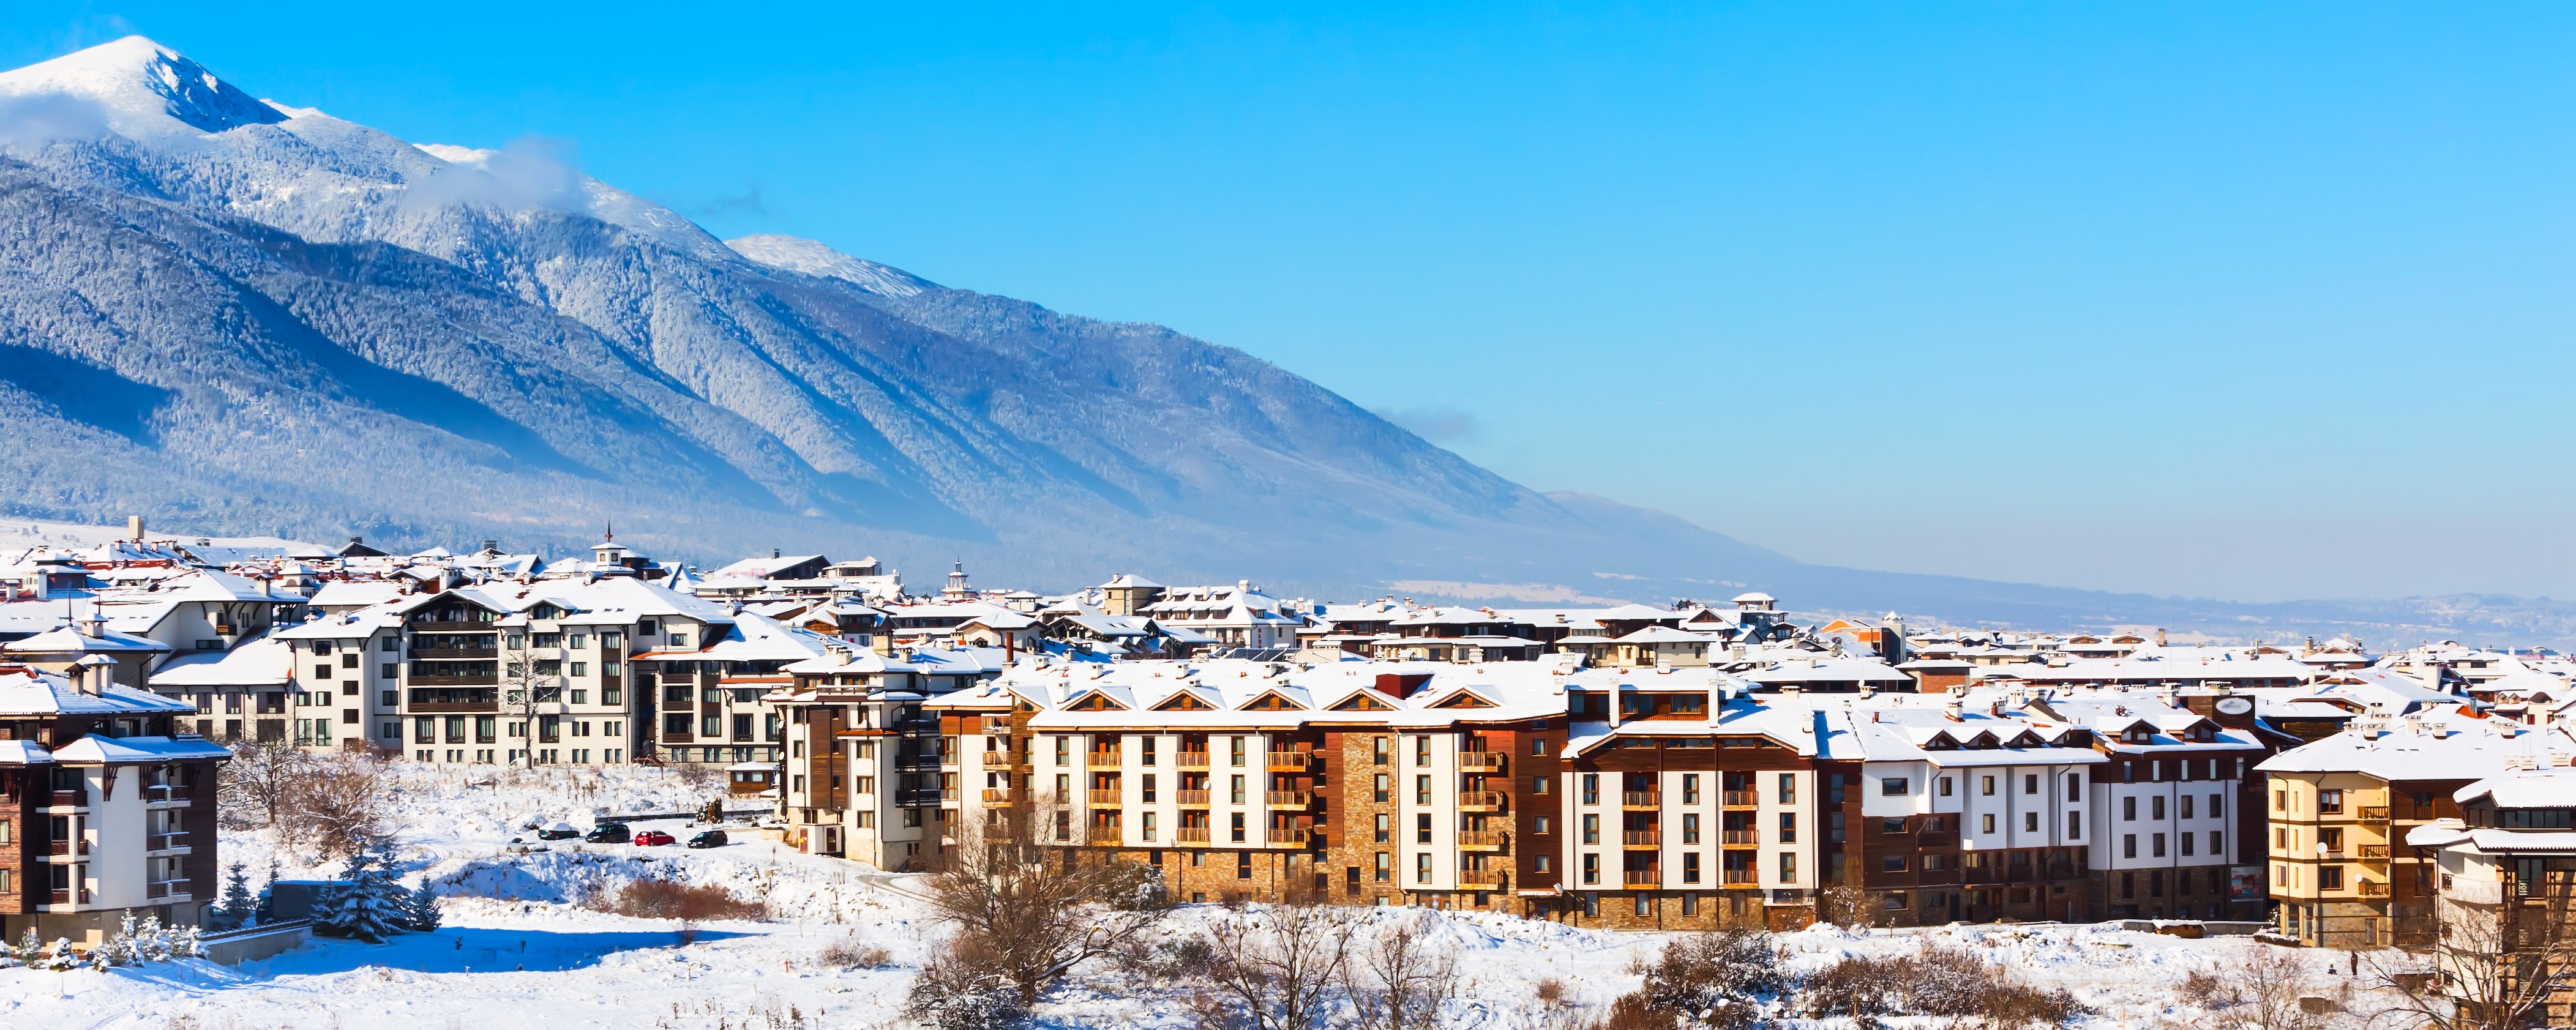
xmin=211 ymin=862 xmax=257 ymax=931
xmin=404 ymin=880 xmax=443 ymax=932
xmin=313 ymin=849 xmax=408 ymax=942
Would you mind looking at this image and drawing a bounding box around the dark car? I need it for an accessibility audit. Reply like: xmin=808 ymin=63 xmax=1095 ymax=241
xmin=686 ymin=829 xmax=729 ymax=849
xmin=633 ymin=829 xmax=676 ymax=846
xmin=534 ymin=822 xmax=580 ymax=841
xmin=585 ymin=823 xmax=631 ymax=844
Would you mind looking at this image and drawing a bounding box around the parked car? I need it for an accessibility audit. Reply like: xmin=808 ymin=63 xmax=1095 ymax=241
xmin=536 ymin=822 xmax=580 ymax=841
xmin=585 ymin=822 xmax=631 ymax=844
xmin=632 ymin=829 xmax=676 ymax=846
xmin=686 ymin=829 xmax=728 ymax=849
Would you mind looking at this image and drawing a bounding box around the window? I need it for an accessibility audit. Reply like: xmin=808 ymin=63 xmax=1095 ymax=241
xmin=2067 ymin=772 xmax=2083 ymax=795
xmin=1413 ymin=736 xmax=1431 ymax=767
xmin=1982 ymin=775 xmax=1995 ymax=796
xmin=1882 ymin=855 xmax=1908 ymax=872
xmin=1682 ymin=774 xmax=1700 ymax=804
xmin=2318 ymin=789 xmax=2343 ymax=815
xmin=1778 ymin=774 xmax=1795 ymax=804
xmin=1415 ymin=775 xmax=1431 ymax=805
xmin=2209 ymin=793 xmax=2225 ymax=818
xmin=1881 ymin=817 xmax=1907 ymax=835
xmin=1230 ymin=813 xmax=1246 ymax=843
xmin=1373 ymin=736 xmax=1388 ymax=764
xmin=2067 ymin=812 xmax=2082 ymax=838
xmin=2123 ymin=796 xmax=2137 ymax=821
xmin=1535 ymin=815 xmax=1552 ymax=834
xmin=2023 ymin=812 xmax=2038 ymax=832
xmin=1532 ymin=737 xmax=1548 ymax=757
xmin=1778 ymin=813 xmax=1795 ymax=843
xmin=1683 ymin=853 xmax=1701 ymax=883
xmin=1230 ymin=737 xmax=1246 ymax=767
xmin=1581 ymin=774 xmax=1600 ymax=805
xmin=2123 ymin=834 xmax=2137 ymax=859
xmin=1375 ymin=852 xmax=1391 ymax=881
xmin=1374 ymin=774 xmax=1390 ymax=802
xmin=2320 ymin=866 xmax=2343 ymax=890
xmin=2181 ymin=831 xmax=2194 ymax=857
xmin=1416 ymin=813 xmax=1432 ymax=844
xmin=1239 ymin=852 xmax=1254 ymax=880
xmin=667 ymin=632 xmax=689 ymax=647
xmin=1882 ymin=777 xmax=1908 ymax=796
xmin=2210 ymin=830 xmax=2223 ymax=855
xmin=2274 ymin=789 xmax=2286 ymax=812
xmin=1231 ymin=775 xmax=1247 ymax=804
xmin=1374 ymin=814 xmax=1390 ymax=843
xmin=2152 ymin=796 xmax=2166 ymax=820
xmin=1583 ymin=853 xmax=1600 ymax=885
xmin=1682 ymin=813 xmax=1700 ymax=845
xmin=1533 ymin=775 xmax=1552 ymax=795
xmin=1582 ymin=814 xmax=1600 ymax=845
xmin=1055 ymin=737 xmax=1070 ymax=765
xmin=1780 ymin=851 xmax=1797 ymax=883
xmin=1416 ymin=853 xmax=1432 ymax=884
xmin=1982 ymin=814 xmax=1996 ymax=834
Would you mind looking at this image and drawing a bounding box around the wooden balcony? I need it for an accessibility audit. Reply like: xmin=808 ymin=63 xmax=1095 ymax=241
xmin=1623 ymin=831 xmax=1661 ymax=849
xmin=411 ymin=647 xmax=498 ymax=660
xmin=1723 ymin=870 xmax=1758 ymax=887
xmin=146 ymin=879 xmax=190 ymax=900
xmin=981 ymin=789 xmax=1013 ymax=807
xmin=1458 ymin=869 xmax=1508 ymax=889
xmin=1267 ymin=827 xmax=1314 ymax=847
xmin=1622 ymin=791 xmax=1662 ymax=810
xmin=1721 ymin=830 xmax=1759 ymax=847
xmin=1623 ymin=870 xmax=1663 ymax=887
xmin=410 ymin=701 xmax=498 ymax=714
xmin=1458 ymin=830 xmax=1509 ymax=851
xmin=2361 ymin=845 xmax=2390 ymax=864
xmin=1266 ymin=752 xmax=1315 ymax=772
xmin=46 ymin=789 xmax=83 ymax=808
xmin=1176 ymin=752 xmax=1211 ymax=769
xmin=1918 ymin=831 xmax=1958 ymax=848
xmin=1175 ymin=826 xmax=1213 ymax=845
xmin=147 ymin=832 xmax=190 ymax=853
xmin=980 ymin=717 xmax=1011 ymax=735
xmin=2359 ymin=880 xmax=2389 ymax=897
xmin=1088 ymin=748 xmax=1123 ymax=766
xmin=2359 ymin=806 xmax=2391 ymax=822
xmin=1721 ymin=791 xmax=1756 ymax=808
xmin=1088 ymin=789 xmax=1123 ymax=808
xmin=1458 ymin=791 xmax=1506 ymax=812
xmin=1175 ymin=789 xmax=1211 ymax=807
xmin=1266 ymin=790 xmax=1315 ymax=808
xmin=410 ymin=620 xmax=496 ymax=632
xmin=410 ymin=675 xmax=498 ymax=687
xmin=1458 ymin=752 xmax=1506 ymax=773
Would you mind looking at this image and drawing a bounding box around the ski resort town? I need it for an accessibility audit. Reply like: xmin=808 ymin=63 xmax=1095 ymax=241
xmin=6 ymin=519 xmax=2576 ymax=1017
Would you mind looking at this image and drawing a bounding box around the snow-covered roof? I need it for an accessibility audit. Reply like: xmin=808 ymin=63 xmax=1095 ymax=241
xmin=0 ymin=669 xmax=196 ymax=715
xmin=2 ymin=624 xmax=171 ymax=655
xmin=50 ymin=733 xmax=233 ymax=764
xmin=149 ymin=632 xmax=293 ymax=688
xmin=2257 ymin=717 xmax=2570 ymax=782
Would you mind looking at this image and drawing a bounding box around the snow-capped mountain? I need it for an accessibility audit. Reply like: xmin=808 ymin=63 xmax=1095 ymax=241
xmin=0 ymin=37 xmax=2562 ymax=644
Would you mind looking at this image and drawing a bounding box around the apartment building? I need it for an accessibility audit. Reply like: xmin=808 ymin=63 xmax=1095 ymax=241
xmin=767 ymin=644 xmax=980 ymax=868
xmin=0 ymin=662 xmax=227 ymax=946
xmin=2408 ymin=766 xmax=2576 ymax=1027
xmin=2257 ymin=709 xmax=2543 ymax=948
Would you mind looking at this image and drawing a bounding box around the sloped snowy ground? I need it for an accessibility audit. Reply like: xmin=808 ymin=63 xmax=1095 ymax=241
xmin=0 ymin=764 xmax=2372 ymax=1029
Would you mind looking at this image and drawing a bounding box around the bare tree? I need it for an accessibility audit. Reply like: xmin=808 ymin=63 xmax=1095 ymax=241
xmin=218 ymin=739 xmax=309 ymax=830
xmin=2224 ymin=945 xmax=2326 ymax=1030
xmin=918 ymin=798 xmax=1169 ymax=1008
xmin=2367 ymin=877 xmax=2576 ymax=1030
xmin=284 ymin=749 xmax=392 ymax=860
xmin=1186 ymin=889 xmax=1358 ymax=1030
xmin=501 ymin=655 xmax=562 ymax=769
xmin=1343 ymin=911 xmax=1460 ymax=1030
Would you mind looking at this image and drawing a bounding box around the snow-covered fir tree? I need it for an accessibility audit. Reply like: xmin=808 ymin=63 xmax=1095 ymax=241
xmin=313 ymin=849 xmax=410 ymax=943
xmin=255 ymin=859 xmax=279 ymax=924
xmin=211 ymin=862 xmax=258 ymax=931
xmin=404 ymin=880 xmax=443 ymax=932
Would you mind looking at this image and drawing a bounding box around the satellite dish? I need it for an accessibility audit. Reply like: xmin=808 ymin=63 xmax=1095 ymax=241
xmin=2216 ymin=697 xmax=2253 ymax=715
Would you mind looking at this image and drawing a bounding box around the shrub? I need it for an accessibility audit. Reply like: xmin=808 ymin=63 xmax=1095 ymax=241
xmin=603 ymin=879 xmax=763 ymax=922
xmin=1637 ymin=928 xmax=1787 ymax=1030
xmin=818 ymin=934 xmax=891 ymax=968
xmin=2180 ymin=968 xmax=2244 ymax=1009
xmin=908 ymin=935 xmax=1024 ymax=1030
xmin=1801 ymin=940 xmax=2086 ymax=1028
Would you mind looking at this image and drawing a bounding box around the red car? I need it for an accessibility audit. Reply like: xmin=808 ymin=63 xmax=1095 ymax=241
xmin=632 ymin=829 xmax=676 ymax=846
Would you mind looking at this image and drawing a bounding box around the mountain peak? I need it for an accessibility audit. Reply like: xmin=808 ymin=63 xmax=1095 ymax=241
xmin=726 ymin=234 xmax=938 ymax=298
xmin=0 ymin=35 xmax=288 ymax=134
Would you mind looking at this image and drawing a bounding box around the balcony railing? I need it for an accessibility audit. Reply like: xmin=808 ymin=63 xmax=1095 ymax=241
xmin=47 ymin=789 xmax=84 ymax=808
xmin=893 ymin=789 xmax=942 ymax=808
xmin=1458 ymin=791 xmax=1506 ymax=812
xmin=1175 ymin=789 xmax=1211 ymax=807
xmin=1089 ymin=748 xmax=1124 ymax=766
xmin=1267 ymin=827 xmax=1313 ymax=847
xmin=1918 ymin=831 xmax=1958 ymax=848
xmin=1176 ymin=827 xmax=1212 ymax=845
xmin=1267 ymin=790 xmax=1314 ymax=808
xmin=1458 ymin=752 xmax=1506 ymax=773
xmin=1088 ymin=789 xmax=1123 ymax=808
xmin=2359 ymin=880 xmax=2389 ymax=897
xmin=148 ymin=832 xmax=189 ymax=852
xmin=981 ymin=717 xmax=1011 ymax=735
xmin=1623 ymin=831 xmax=1661 ymax=848
xmin=409 ymin=674 xmax=498 ymax=687
xmin=1721 ymin=791 xmax=1757 ymax=808
xmin=2361 ymin=845 xmax=2390 ymax=862
xmin=1721 ymin=830 xmax=1759 ymax=846
xmin=1458 ymin=830 xmax=1509 ymax=851
xmin=981 ymin=789 xmax=1013 ymax=806
xmin=410 ymin=701 xmax=498 ymax=714
xmin=1623 ymin=791 xmax=1662 ymax=810
xmin=1266 ymin=752 xmax=1315 ymax=772
xmin=1176 ymin=752 xmax=1211 ymax=769
xmin=2359 ymin=806 xmax=2391 ymax=822
xmin=147 ymin=879 xmax=189 ymax=900
xmin=410 ymin=647 xmax=498 ymax=660
xmin=1623 ymin=870 xmax=1663 ymax=887
xmin=1723 ymin=870 xmax=1758 ymax=887
xmin=1458 ymin=869 xmax=1507 ymax=889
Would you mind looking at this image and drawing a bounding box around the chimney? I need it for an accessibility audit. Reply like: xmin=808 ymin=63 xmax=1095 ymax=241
xmin=484 ymin=539 xmax=498 ymax=554
xmin=127 ymin=515 xmax=145 ymax=542
xmin=773 ymin=548 xmax=782 ymax=559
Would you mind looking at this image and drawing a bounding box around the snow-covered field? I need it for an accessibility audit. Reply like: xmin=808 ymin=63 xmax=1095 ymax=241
xmin=0 ymin=765 xmax=2367 ymax=1028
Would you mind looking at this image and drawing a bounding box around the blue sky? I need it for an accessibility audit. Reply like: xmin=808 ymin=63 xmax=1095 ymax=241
xmin=7 ymin=3 xmax=2573 ymax=602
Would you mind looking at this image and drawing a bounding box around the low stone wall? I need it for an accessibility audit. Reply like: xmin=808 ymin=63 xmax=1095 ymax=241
xmin=200 ymin=920 xmax=311 ymax=965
